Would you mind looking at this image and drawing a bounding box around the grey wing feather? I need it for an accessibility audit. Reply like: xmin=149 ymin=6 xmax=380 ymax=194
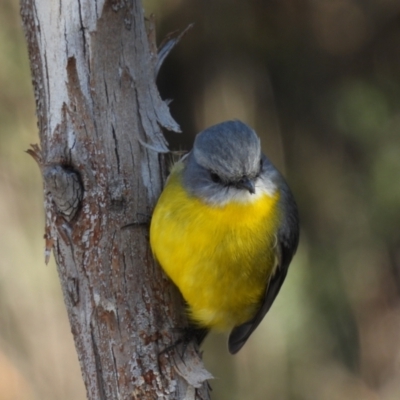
xmin=228 ymin=183 xmax=299 ymax=354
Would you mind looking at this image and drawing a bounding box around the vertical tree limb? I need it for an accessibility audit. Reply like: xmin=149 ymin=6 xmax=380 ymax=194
xmin=20 ymin=0 xmax=211 ymax=398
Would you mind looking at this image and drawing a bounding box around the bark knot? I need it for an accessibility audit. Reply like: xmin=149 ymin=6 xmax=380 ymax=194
xmin=43 ymin=164 xmax=84 ymax=221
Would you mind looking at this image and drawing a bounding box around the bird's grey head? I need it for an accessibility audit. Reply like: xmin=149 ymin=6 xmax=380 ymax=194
xmin=183 ymin=120 xmax=278 ymax=205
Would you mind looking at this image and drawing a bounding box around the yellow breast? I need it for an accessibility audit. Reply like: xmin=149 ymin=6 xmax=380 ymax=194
xmin=150 ymin=162 xmax=281 ymax=330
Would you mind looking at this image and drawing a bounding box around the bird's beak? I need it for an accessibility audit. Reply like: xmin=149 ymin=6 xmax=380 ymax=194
xmin=237 ymin=177 xmax=256 ymax=194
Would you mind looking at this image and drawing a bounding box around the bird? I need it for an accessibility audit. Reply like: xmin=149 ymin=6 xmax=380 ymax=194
xmin=150 ymin=120 xmax=299 ymax=354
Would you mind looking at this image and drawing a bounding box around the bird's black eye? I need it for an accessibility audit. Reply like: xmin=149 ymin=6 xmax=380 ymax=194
xmin=210 ymin=172 xmax=222 ymax=183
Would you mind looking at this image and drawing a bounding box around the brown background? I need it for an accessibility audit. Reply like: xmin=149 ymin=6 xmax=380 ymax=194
xmin=1 ymin=0 xmax=400 ymax=399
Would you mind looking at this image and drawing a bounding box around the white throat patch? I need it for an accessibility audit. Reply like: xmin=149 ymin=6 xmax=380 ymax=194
xmin=204 ymin=176 xmax=278 ymax=207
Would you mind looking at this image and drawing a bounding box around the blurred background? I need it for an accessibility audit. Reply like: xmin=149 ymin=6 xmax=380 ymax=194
xmin=2 ymin=0 xmax=400 ymax=399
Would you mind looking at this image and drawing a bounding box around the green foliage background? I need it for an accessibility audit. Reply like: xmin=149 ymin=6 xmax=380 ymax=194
xmin=1 ymin=0 xmax=400 ymax=399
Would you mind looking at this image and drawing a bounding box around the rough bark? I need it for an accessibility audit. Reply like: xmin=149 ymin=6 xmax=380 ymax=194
xmin=20 ymin=0 xmax=211 ymax=399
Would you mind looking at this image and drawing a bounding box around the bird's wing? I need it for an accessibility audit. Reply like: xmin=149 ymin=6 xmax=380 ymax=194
xmin=228 ymin=188 xmax=299 ymax=354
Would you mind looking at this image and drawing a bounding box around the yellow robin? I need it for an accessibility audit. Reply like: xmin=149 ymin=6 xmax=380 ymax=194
xmin=150 ymin=120 xmax=299 ymax=354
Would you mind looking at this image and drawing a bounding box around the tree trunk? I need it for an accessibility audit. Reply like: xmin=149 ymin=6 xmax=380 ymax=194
xmin=20 ymin=0 xmax=211 ymax=398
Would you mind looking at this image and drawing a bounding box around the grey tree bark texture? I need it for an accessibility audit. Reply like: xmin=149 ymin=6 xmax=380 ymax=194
xmin=20 ymin=0 xmax=212 ymax=399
